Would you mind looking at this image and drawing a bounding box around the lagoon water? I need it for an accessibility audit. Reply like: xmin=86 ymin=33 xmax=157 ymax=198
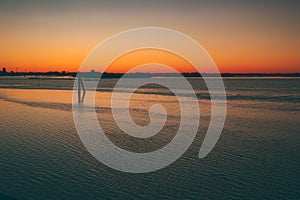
xmin=0 ymin=77 xmax=299 ymax=199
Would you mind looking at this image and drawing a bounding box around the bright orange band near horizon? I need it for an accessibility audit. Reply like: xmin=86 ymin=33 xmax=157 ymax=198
xmin=0 ymin=36 xmax=299 ymax=73
xmin=106 ymin=49 xmax=196 ymax=74
xmin=1 ymin=46 xmax=299 ymax=74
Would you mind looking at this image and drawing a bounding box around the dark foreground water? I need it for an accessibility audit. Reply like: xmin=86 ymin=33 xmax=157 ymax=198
xmin=0 ymin=77 xmax=299 ymax=199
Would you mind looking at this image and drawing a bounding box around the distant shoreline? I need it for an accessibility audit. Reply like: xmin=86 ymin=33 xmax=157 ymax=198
xmin=0 ymin=71 xmax=299 ymax=78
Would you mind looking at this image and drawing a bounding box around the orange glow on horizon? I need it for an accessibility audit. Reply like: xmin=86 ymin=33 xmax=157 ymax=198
xmin=106 ymin=49 xmax=196 ymax=73
xmin=1 ymin=36 xmax=299 ymax=73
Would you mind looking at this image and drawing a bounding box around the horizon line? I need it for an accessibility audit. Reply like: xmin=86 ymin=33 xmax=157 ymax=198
xmin=0 ymin=70 xmax=299 ymax=77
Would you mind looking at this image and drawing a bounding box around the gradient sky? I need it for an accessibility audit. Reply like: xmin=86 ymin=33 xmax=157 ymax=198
xmin=0 ymin=0 xmax=299 ymax=73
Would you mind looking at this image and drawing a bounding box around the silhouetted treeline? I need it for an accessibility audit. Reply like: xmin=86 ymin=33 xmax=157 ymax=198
xmin=0 ymin=69 xmax=77 ymax=77
xmin=0 ymin=68 xmax=299 ymax=78
xmin=220 ymin=73 xmax=300 ymax=77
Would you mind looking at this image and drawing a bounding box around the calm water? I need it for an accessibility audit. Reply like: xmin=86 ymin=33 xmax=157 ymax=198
xmin=0 ymin=77 xmax=299 ymax=199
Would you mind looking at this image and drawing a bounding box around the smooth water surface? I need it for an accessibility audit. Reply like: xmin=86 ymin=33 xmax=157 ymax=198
xmin=0 ymin=77 xmax=299 ymax=199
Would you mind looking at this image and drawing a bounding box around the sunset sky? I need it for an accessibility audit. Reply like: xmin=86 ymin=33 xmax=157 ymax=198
xmin=0 ymin=0 xmax=299 ymax=73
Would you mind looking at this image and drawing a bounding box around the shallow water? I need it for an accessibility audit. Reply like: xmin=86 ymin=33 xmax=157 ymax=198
xmin=0 ymin=77 xmax=299 ymax=199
